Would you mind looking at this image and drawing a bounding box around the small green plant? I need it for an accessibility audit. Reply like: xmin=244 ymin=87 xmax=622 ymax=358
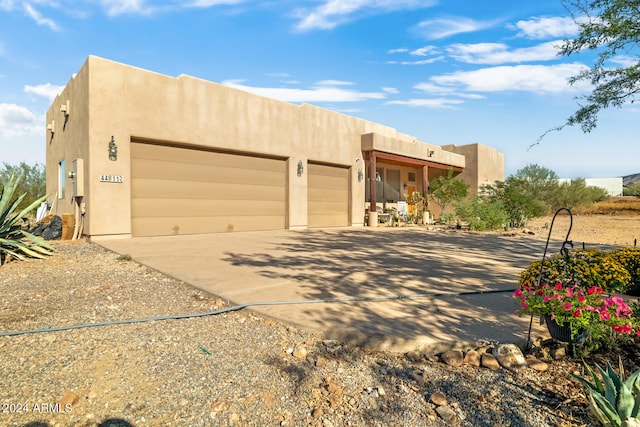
xmin=0 ymin=173 xmax=54 ymax=266
xmin=570 ymin=359 xmax=640 ymax=427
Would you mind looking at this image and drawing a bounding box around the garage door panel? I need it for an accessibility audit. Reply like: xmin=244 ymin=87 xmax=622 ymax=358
xmin=132 ymin=143 xmax=283 ymax=172
xmin=133 ymin=198 xmax=285 ymax=218
xmin=132 ymin=179 xmax=284 ymax=201
xmin=307 ymin=163 xmax=349 ymax=228
xmin=131 ymin=142 xmax=286 ymax=236
xmin=132 ymin=215 xmax=285 ymax=236
xmin=132 ymin=158 xmax=284 ymax=186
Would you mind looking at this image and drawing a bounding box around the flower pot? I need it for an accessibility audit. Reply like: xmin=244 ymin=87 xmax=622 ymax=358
xmin=543 ymin=315 xmax=589 ymax=344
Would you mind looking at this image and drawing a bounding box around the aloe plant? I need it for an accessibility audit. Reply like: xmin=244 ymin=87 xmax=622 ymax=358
xmin=570 ymin=359 xmax=640 ymax=427
xmin=0 ymin=173 xmax=54 ymax=266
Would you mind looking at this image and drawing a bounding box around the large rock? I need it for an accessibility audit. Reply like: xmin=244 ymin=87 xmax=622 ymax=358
xmin=440 ymin=350 xmax=464 ymax=367
xmin=31 ymin=214 xmax=62 ymax=240
xmin=492 ymin=344 xmax=527 ymax=369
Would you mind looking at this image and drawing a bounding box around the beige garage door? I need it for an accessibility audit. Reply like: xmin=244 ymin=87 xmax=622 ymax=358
xmin=307 ymin=163 xmax=349 ymax=227
xmin=131 ymin=142 xmax=286 ymax=237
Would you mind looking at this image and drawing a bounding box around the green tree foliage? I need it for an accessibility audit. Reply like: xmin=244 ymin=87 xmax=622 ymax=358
xmin=556 ymin=0 xmax=640 ymax=133
xmin=0 ymin=162 xmax=46 ymax=212
xmin=623 ymin=182 xmax=640 ymax=196
xmin=475 ymin=164 xmax=609 ymax=228
xmin=550 ymin=178 xmax=608 ymax=210
xmin=455 ymin=196 xmax=510 ymax=231
xmin=428 ymin=168 xmax=468 ymax=216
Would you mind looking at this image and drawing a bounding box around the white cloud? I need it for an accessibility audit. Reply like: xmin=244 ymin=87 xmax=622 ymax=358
xmin=100 ymin=0 xmax=146 ymax=16
xmin=187 ymin=0 xmax=243 ymax=7
xmin=414 ymin=82 xmax=485 ymax=99
xmin=387 ymin=98 xmax=464 ymax=109
xmin=24 ymin=83 xmax=64 ymax=102
xmin=24 ymin=3 xmax=60 ymax=30
xmin=430 ymin=63 xmax=590 ymax=93
xmin=221 ymin=80 xmax=386 ymax=103
xmin=410 ymin=45 xmax=439 ymax=56
xmin=0 ymin=103 xmax=40 ymax=138
xmin=387 ymin=48 xmax=409 ymax=54
xmin=315 ymin=79 xmax=354 ymax=86
xmin=512 ymin=16 xmax=579 ymax=39
xmin=447 ymin=41 xmax=561 ymax=65
xmin=294 ymin=0 xmax=436 ymax=32
xmin=387 ymin=56 xmax=445 ymax=65
xmin=382 ymin=87 xmax=398 ymax=94
xmin=412 ymin=16 xmax=494 ymax=40
xmin=610 ymin=55 xmax=636 ymax=68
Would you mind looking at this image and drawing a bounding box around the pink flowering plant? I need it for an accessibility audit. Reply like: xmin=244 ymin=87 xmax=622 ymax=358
xmin=514 ymin=281 xmax=639 ymax=341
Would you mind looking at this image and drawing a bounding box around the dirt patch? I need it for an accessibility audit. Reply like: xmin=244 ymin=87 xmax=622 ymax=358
xmin=525 ymin=213 xmax=640 ymax=247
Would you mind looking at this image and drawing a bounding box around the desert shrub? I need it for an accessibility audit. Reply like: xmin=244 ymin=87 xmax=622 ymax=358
xmin=549 ymin=178 xmax=608 ymax=211
xmin=455 ymin=197 xmax=509 ymax=231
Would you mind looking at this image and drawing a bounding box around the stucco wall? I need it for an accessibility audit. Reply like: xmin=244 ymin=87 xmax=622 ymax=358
xmin=441 ymin=143 xmax=505 ymax=195
xmin=45 ymin=56 xmax=504 ymax=237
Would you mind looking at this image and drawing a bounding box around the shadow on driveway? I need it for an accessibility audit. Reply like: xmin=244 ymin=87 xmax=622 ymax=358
xmin=97 ymin=227 xmax=589 ymax=353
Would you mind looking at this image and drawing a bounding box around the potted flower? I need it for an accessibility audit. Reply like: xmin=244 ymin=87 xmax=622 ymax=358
xmin=513 ymin=281 xmax=639 ymax=343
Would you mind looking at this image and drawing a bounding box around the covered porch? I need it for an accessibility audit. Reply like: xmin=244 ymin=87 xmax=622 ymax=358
xmin=361 ymin=133 xmax=465 ymax=226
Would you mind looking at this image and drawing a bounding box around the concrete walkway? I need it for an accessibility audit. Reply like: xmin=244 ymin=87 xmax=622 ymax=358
xmin=96 ymin=227 xmax=562 ymax=354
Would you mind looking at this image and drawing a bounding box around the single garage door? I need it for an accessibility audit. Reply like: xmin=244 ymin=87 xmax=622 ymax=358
xmin=307 ymin=163 xmax=349 ymax=227
xmin=131 ymin=142 xmax=286 ymax=236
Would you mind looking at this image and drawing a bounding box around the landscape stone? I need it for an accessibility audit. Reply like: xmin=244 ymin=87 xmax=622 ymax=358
xmin=526 ymin=357 xmax=549 ymax=372
xmin=463 ymin=349 xmax=480 ymax=367
xmin=492 ymin=343 xmax=527 ymax=369
xmin=440 ymin=349 xmax=464 ymax=367
xmin=551 ymin=346 xmax=567 ymax=360
xmin=430 ymin=391 xmax=447 ymax=406
xmin=436 ymin=405 xmax=457 ymax=423
xmin=481 ymin=353 xmax=500 ymax=371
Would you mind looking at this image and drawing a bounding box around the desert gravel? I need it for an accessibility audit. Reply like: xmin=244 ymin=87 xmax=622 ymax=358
xmin=0 ymin=240 xmax=603 ymax=426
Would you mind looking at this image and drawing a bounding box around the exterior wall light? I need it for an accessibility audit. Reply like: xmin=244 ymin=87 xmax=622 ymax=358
xmin=108 ymin=136 xmax=118 ymax=161
xmin=297 ymin=160 xmax=304 ymax=177
xmin=376 ymin=172 xmax=381 ymax=182
xmin=357 ymin=168 xmax=363 ymax=182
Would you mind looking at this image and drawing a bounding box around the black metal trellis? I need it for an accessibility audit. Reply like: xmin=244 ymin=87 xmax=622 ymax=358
xmin=525 ymin=207 xmax=575 ymax=351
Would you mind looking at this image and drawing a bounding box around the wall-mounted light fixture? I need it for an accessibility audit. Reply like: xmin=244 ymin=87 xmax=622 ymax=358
xmin=60 ymin=100 xmax=70 ymax=117
xmin=375 ymin=172 xmax=381 ymax=182
xmin=108 ymin=136 xmax=118 ymax=161
xmin=357 ymin=168 xmax=364 ymax=182
xmin=297 ymin=160 xmax=304 ymax=177
xmin=427 ymin=149 xmax=435 ymax=157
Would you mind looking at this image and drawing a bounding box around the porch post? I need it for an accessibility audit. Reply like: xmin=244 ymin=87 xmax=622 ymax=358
xmin=422 ymin=165 xmax=429 ymax=197
xmin=368 ymin=153 xmax=378 ymax=226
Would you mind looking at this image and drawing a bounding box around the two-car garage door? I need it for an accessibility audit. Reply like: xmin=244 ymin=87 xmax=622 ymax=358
xmin=131 ymin=142 xmax=286 ymax=237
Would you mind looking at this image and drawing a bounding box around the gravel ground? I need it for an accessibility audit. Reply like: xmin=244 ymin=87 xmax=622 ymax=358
xmin=0 ymin=238 xmax=628 ymax=427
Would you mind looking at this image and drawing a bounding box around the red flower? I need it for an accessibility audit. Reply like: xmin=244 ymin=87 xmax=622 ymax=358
xmin=572 ymin=310 xmax=581 ymax=318
xmin=554 ymin=283 xmax=563 ymax=291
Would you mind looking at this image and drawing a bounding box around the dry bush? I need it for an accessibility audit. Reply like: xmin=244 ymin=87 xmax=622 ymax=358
xmin=573 ymin=196 xmax=640 ymax=216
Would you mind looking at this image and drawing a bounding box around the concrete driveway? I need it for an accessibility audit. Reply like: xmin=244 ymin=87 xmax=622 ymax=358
xmin=97 ymin=227 xmax=563 ymax=354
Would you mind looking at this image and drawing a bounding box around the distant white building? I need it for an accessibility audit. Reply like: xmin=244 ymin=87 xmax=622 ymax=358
xmin=558 ymin=177 xmax=623 ymax=196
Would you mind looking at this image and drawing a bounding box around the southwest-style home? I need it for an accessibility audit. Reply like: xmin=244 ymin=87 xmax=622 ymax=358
xmin=45 ymin=56 xmax=504 ymax=239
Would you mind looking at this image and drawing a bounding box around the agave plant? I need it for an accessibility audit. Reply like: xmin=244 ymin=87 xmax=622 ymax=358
xmin=570 ymin=359 xmax=640 ymax=427
xmin=0 ymin=173 xmax=54 ymax=266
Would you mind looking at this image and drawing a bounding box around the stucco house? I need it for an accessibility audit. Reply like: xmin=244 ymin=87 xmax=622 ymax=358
xmin=45 ymin=56 xmax=504 ymax=239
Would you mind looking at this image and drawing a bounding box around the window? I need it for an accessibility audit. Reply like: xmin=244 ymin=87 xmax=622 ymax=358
xmin=408 ymin=172 xmax=416 ymax=182
xmin=58 ymin=159 xmax=65 ymax=199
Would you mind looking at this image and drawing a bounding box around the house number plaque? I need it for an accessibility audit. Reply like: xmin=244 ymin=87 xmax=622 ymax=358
xmin=99 ymin=174 xmax=124 ymax=183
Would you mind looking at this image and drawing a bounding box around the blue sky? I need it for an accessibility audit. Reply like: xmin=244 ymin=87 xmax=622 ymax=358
xmin=1 ymin=0 xmax=638 ymax=179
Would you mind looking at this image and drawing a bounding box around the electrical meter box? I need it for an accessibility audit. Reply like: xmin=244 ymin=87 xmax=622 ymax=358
xmin=72 ymin=158 xmax=84 ymax=197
